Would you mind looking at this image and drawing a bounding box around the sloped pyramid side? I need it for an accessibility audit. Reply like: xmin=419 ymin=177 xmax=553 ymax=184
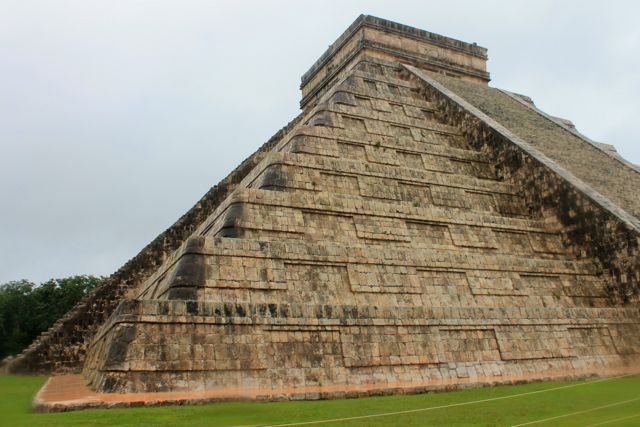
xmin=2 ymin=106 xmax=304 ymax=375
xmin=83 ymin=55 xmax=640 ymax=396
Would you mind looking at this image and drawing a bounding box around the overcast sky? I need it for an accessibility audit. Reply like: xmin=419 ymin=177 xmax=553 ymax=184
xmin=1 ymin=0 xmax=638 ymax=284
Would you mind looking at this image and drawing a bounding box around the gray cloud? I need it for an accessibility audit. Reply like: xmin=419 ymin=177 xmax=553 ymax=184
xmin=1 ymin=0 xmax=638 ymax=283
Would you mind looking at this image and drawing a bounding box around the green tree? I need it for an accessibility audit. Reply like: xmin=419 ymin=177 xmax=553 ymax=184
xmin=0 ymin=280 xmax=37 ymax=359
xmin=0 ymin=275 xmax=103 ymax=360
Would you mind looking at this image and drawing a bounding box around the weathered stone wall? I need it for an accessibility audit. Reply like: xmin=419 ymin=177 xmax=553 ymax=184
xmin=84 ymin=296 xmax=640 ymax=394
xmin=82 ymin=57 xmax=640 ymax=397
xmin=133 ymin=229 xmax=604 ymax=309
xmin=4 ymin=114 xmax=303 ymax=374
xmin=403 ymin=65 xmax=640 ymax=304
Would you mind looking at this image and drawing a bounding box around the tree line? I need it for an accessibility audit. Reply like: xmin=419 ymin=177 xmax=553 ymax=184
xmin=0 ymin=275 xmax=103 ymax=360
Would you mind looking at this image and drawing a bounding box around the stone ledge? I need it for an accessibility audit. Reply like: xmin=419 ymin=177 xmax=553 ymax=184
xmin=33 ymin=368 xmax=640 ymax=413
xmin=98 ymin=300 xmax=640 ymax=330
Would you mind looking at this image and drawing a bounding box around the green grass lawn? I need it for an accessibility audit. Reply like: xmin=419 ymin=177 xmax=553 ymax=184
xmin=1 ymin=375 xmax=639 ymax=427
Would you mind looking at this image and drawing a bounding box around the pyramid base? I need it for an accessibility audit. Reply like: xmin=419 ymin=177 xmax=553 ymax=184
xmin=33 ymin=366 xmax=640 ymax=413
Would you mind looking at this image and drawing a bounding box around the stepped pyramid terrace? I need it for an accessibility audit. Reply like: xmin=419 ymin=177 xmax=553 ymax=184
xmin=7 ymin=15 xmax=640 ymax=410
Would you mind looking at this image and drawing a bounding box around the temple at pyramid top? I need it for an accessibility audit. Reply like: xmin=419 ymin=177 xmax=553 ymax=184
xmin=300 ymin=15 xmax=490 ymax=108
xmin=6 ymin=15 xmax=640 ymax=411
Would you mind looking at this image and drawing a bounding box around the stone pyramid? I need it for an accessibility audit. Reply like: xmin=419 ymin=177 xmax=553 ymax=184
xmin=9 ymin=15 xmax=640 ymax=399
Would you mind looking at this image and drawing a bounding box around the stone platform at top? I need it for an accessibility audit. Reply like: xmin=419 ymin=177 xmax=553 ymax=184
xmin=300 ymin=14 xmax=490 ymax=109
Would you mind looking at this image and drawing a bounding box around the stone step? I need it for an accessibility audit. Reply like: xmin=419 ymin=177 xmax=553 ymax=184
xmin=239 ymin=152 xmax=524 ymax=217
xmin=333 ymin=68 xmax=434 ymax=111
xmin=283 ymin=125 xmax=491 ymax=166
xmin=136 ymin=234 xmax=602 ymax=304
xmin=198 ymin=188 xmax=554 ymax=243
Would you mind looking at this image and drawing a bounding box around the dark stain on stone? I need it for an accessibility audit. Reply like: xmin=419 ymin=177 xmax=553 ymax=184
xmin=258 ymin=164 xmax=288 ymax=191
xmin=268 ymin=304 xmax=278 ymax=318
xmin=104 ymin=324 xmax=137 ymax=369
xmin=218 ymin=204 xmax=245 ymax=238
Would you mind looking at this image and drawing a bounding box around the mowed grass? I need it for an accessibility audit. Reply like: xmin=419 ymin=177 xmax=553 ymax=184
xmin=1 ymin=375 xmax=640 ymax=427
